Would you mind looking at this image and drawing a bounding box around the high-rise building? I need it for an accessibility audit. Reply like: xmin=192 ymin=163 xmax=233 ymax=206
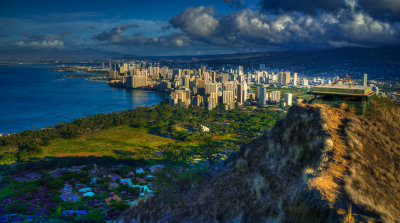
xmin=278 ymin=72 xmax=290 ymax=86
xmin=223 ymin=91 xmax=235 ymax=110
xmin=269 ymin=91 xmax=281 ymax=103
xmin=126 ymin=76 xmax=147 ymax=88
xmin=238 ymin=66 xmax=243 ymax=75
xmin=259 ymin=86 xmax=267 ymax=107
xmin=363 ymin=73 xmax=368 ymax=86
xmin=237 ymin=83 xmax=248 ymax=106
xmin=303 ymin=79 xmax=309 ymax=87
xmin=203 ymin=72 xmax=209 ymax=81
xmin=223 ymin=81 xmax=236 ymax=94
xmin=169 ymin=90 xmax=191 ymax=107
xmin=182 ymin=75 xmax=190 ymax=89
xmin=205 ymin=82 xmax=218 ymax=95
xmin=293 ymin=72 xmax=297 ymax=86
xmin=212 ymin=72 xmax=217 ymax=83
xmin=222 ymin=73 xmax=230 ymax=83
xmin=191 ymin=95 xmax=204 ymax=107
xmin=285 ymin=93 xmax=292 ymax=106
xmin=205 ymin=83 xmax=218 ymax=107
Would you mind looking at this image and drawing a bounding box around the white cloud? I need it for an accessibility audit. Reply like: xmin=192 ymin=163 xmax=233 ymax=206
xmin=14 ymin=39 xmax=64 ymax=48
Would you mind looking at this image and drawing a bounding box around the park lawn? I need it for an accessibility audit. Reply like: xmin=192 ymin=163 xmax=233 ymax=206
xmin=39 ymin=126 xmax=176 ymax=158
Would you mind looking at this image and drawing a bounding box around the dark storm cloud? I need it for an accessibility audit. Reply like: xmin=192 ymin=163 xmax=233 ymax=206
xmin=358 ymin=0 xmax=400 ymax=21
xmin=91 ymin=24 xmax=194 ymax=48
xmin=260 ymin=0 xmax=346 ymax=14
xmin=60 ymin=30 xmax=72 ymax=39
xmin=170 ymin=6 xmax=218 ymax=38
xmin=91 ymin=24 xmax=139 ymax=42
xmin=169 ymin=5 xmax=400 ymax=50
xmin=260 ymin=0 xmax=400 ymax=21
xmin=222 ymin=0 xmax=244 ymax=10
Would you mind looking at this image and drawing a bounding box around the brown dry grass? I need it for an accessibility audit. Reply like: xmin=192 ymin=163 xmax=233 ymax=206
xmin=342 ymin=98 xmax=400 ymax=223
xmin=306 ymin=104 xmax=350 ymax=205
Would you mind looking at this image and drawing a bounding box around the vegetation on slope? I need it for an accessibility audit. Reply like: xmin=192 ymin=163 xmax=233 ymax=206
xmin=119 ymin=97 xmax=400 ymax=223
xmin=342 ymin=96 xmax=400 ymax=222
xmin=0 ymin=104 xmax=283 ymax=165
xmin=119 ymin=104 xmax=333 ymax=222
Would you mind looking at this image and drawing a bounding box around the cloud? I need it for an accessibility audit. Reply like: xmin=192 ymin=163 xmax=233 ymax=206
xmin=84 ymin=25 xmax=97 ymax=31
xmin=13 ymin=31 xmax=68 ymax=48
xmin=60 ymin=30 xmax=72 ymax=39
xmin=91 ymin=24 xmax=138 ymax=41
xmin=170 ymin=6 xmax=219 ymax=38
xmin=260 ymin=0 xmax=346 ymax=14
xmin=114 ymin=32 xmax=194 ymax=47
xmin=357 ymin=0 xmax=400 ymax=21
xmin=159 ymin=25 xmax=172 ymax=33
xmin=223 ymin=0 xmax=244 ymax=9
xmin=259 ymin=0 xmax=400 ymax=21
xmin=0 ymin=34 xmax=8 ymax=38
xmin=14 ymin=40 xmax=64 ymax=48
xmin=169 ymin=5 xmax=400 ymax=50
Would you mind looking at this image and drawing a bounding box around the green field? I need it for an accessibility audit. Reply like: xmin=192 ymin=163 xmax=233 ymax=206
xmin=39 ymin=126 xmax=176 ymax=159
xmin=39 ymin=126 xmax=241 ymax=160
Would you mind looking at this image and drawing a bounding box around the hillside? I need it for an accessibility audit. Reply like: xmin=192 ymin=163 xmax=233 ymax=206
xmin=118 ymin=97 xmax=400 ymax=223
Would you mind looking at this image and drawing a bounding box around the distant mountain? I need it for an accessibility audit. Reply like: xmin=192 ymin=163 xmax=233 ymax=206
xmin=0 ymin=48 xmax=125 ymax=63
xmin=1 ymin=46 xmax=400 ymax=80
xmin=153 ymin=46 xmax=400 ymax=80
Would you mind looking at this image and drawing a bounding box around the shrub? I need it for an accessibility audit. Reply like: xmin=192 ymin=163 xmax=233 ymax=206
xmin=0 ymin=153 xmax=17 ymax=165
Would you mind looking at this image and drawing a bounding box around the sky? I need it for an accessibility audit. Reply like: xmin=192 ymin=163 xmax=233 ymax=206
xmin=0 ymin=0 xmax=400 ymax=56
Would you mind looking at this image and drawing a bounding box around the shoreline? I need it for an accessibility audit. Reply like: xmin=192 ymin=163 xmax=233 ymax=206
xmin=0 ymin=66 xmax=166 ymax=134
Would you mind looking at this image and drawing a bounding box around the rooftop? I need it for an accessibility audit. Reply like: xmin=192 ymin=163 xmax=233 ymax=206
xmin=309 ymin=84 xmax=374 ymax=96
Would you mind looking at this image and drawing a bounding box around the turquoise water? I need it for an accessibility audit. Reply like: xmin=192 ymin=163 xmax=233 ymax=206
xmin=0 ymin=65 xmax=165 ymax=133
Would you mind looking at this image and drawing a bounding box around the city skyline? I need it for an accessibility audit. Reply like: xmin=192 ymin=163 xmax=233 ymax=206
xmin=1 ymin=0 xmax=400 ymax=56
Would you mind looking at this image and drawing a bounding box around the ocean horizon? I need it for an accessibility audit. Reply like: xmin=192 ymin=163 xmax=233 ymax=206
xmin=0 ymin=65 xmax=165 ymax=133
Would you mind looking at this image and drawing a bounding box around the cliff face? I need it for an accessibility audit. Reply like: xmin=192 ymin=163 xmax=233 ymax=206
xmin=119 ymin=99 xmax=400 ymax=223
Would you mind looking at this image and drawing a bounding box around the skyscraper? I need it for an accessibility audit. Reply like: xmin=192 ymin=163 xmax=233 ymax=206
xmin=278 ymin=72 xmax=290 ymax=86
xmin=237 ymin=83 xmax=248 ymax=105
xmin=285 ymin=93 xmax=292 ymax=106
xmin=259 ymin=86 xmax=267 ymax=107
xmin=269 ymin=91 xmax=281 ymax=104
xmin=303 ymin=79 xmax=309 ymax=87
xmin=238 ymin=66 xmax=243 ymax=75
xmin=293 ymin=72 xmax=297 ymax=86
xmin=363 ymin=73 xmax=368 ymax=86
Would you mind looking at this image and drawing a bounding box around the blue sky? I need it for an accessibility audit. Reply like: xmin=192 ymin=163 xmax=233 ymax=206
xmin=0 ymin=0 xmax=399 ymax=56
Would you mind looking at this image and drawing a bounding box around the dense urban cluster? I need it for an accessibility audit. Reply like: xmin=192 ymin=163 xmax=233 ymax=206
xmin=104 ymin=60 xmax=395 ymax=110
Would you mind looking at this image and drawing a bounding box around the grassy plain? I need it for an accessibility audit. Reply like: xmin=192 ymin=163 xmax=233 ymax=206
xmin=39 ymin=126 xmax=176 ymax=158
xmin=39 ymin=125 xmax=241 ymax=159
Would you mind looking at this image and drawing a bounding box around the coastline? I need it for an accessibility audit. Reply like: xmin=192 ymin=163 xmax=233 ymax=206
xmin=0 ymin=65 xmax=166 ymax=133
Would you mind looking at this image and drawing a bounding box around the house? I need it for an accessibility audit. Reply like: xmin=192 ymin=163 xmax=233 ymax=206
xmin=105 ymin=192 xmax=122 ymax=206
xmin=60 ymin=184 xmax=79 ymax=202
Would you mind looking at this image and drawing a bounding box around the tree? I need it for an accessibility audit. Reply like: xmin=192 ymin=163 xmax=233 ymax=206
xmin=199 ymin=136 xmax=222 ymax=167
xmin=0 ymin=153 xmax=17 ymax=165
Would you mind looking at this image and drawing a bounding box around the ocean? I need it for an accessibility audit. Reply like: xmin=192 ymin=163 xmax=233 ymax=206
xmin=0 ymin=65 xmax=165 ymax=133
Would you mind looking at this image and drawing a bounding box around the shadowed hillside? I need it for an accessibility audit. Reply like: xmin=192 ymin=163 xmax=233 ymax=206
xmin=118 ymin=97 xmax=400 ymax=223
